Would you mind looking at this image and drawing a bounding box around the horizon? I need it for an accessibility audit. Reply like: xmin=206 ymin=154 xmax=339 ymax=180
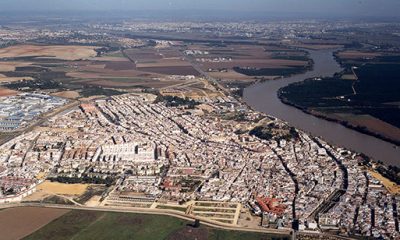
xmin=1 ymin=0 xmax=400 ymax=20
xmin=1 ymin=9 xmax=399 ymax=22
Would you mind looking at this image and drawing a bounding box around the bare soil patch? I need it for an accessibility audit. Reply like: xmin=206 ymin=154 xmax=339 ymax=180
xmin=337 ymin=114 xmax=400 ymax=142
xmin=203 ymin=59 xmax=307 ymax=68
xmin=0 ymin=76 xmax=34 ymax=82
xmin=0 ymin=61 xmax=33 ymax=71
xmin=124 ymin=49 xmax=163 ymax=61
xmin=0 ymin=207 xmax=69 ymax=240
xmin=337 ymin=50 xmax=382 ymax=59
xmin=0 ymin=87 xmax=18 ymax=97
xmin=90 ymin=56 xmax=128 ymax=62
xmin=87 ymin=79 xmax=181 ymax=88
xmin=289 ymin=44 xmax=343 ymax=50
xmin=52 ymin=90 xmax=80 ymax=99
xmin=38 ymin=180 xmax=89 ymax=196
xmin=0 ymin=45 xmax=97 ymax=60
xmin=85 ymin=196 xmax=102 ymax=207
xmin=138 ymin=66 xmax=200 ymax=76
xmin=136 ymin=59 xmax=191 ymax=68
xmin=369 ymin=170 xmax=400 ymax=194
xmin=104 ymin=61 xmax=136 ymax=70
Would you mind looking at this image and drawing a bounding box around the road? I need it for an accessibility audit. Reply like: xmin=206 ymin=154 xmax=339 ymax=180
xmin=0 ymin=202 xmax=358 ymax=239
xmin=0 ymin=202 xmax=292 ymax=236
xmin=0 ymin=99 xmax=80 ymax=147
xmin=181 ymin=51 xmax=232 ymax=96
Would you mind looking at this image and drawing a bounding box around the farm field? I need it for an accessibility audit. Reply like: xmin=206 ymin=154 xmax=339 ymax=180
xmin=0 ymin=207 xmax=69 ymax=240
xmin=279 ymin=55 xmax=400 ymax=145
xmin=0 ymin=61 xmax=33 ymax=72
xmin=124 ymin=47 xmax=200 ymax=76
xmin=288 ymin=44 xmax=344 ymax=50
xmin=57 ymin=46 xmax=200 ymax=89
xmin=0 ymin=42 xmax=314 ymax=99
xmin=185 ymin=43 xmax=312 ymax=82
xmin=51 ymin=90 xmax=80 ymax=99
xmin=23 ymin=209 xmax=289 ymax=240
xmin=331 ymin=114 xmax=400 ymax=142
xmin=0 ymin=44 xmax=199 ymax=95
xmin=335 ymin=50 xmax=382 ymax=59
xmin=159 ymin=77 xmax=225 ymax=100
xmin=0 ymin=45 xmax=97 ymax=60
xmin=0 ymin=76 xmax=34 ymax=82
xmin=0 ymin=87 xmax=18 ymax=96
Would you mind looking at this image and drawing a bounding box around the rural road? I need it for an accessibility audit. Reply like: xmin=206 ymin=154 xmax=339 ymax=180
xmin=0 ymin=202 xmax=356 ymax=240
xmin=0 ymin=202 xmax=291 ymax=236
xmin=181 ymin=51 xmax=232 ymax=96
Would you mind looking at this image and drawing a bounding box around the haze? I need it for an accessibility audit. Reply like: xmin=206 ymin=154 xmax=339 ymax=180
xmin=1 ymin=0 xmax=400 ymax=18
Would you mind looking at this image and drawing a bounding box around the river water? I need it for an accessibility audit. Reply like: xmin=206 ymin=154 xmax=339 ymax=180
xmin=243 ymin=49 xmax=400 ymax=167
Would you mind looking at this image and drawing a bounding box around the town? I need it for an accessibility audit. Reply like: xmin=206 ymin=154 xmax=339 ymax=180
xmin=0 ymin=9 xmax=400 ymax=239
xmin=0 ymin=93 xmax=67 ymax=131
xmin=0 ymin=92 xmax=397 ymax=239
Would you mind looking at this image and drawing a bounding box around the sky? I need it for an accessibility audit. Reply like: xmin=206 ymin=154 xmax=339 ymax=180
xmin=1 ymin=0 xmax=400 ymax=18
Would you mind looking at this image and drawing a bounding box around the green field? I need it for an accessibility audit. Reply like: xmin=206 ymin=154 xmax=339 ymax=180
xmin=279 ymin=62 xmax=400 ymax=148
xmin=23 ymin=210 xmax=289 ymax=240
xmin=103 ymin=51 xmax=125 ymax=58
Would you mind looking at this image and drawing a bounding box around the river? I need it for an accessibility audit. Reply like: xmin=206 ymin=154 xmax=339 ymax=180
xmin=243 ymin=49 xmax=400 ymax=167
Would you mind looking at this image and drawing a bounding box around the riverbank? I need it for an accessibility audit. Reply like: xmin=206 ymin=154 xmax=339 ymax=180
xmin=278 ymin=91 xmax=400 ymax=148
xmin=243 ymin=49 xmax=400 ymax=167
xmin=228 ymin=64 xmax=315 ymax=98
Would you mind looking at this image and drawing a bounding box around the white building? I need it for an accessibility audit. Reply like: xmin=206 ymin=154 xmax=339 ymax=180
xmin=93 ymin=142 xmax=156 ymax=163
